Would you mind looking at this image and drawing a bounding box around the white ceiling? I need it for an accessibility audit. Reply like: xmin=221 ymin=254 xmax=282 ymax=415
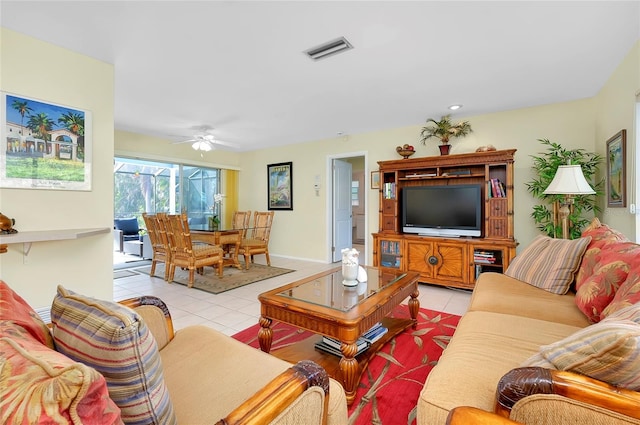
xmin=2 ymin=1 xmax=639 ymax=152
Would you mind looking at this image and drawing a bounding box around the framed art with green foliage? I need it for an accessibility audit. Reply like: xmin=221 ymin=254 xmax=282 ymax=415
xmin=526 ymin=139 xmax=603 ymax=239
xmin=1 ymin=92 xmax=92 ymax=191
xmin=606 ymin=129 xmax=626 ymax=208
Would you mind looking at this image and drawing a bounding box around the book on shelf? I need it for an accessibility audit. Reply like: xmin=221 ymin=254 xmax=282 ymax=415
xmin=474 ymin=258 xmax=496 ymax=264
xmin=474 ymin=250 xmax=498 ymax=264
xmin=488 ymin=178 xmax=506 ymax=198
xmin=383 ymin=182 xmax=396 ymax=199
xmin=315 ymin=340 xmax=370 ymax=357
xmin=361 ymin=324 xmax=388 ymax=344
xmin=314 ymin=323 xmax=388 ymax=357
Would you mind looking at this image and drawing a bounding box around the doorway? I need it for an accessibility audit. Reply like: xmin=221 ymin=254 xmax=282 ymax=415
xmin=327 ymin=152 xmax=368 ymax=263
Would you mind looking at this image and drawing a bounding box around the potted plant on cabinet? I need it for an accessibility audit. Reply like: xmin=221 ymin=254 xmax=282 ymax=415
xmin=419 ymin=115 xmax=473 ymax=155
xmin=526 ymin=139 xmax=603 ymax=239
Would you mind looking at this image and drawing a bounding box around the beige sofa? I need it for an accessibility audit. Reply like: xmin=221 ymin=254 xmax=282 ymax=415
xmin=418 ymin=222 xmax=640 ymax=424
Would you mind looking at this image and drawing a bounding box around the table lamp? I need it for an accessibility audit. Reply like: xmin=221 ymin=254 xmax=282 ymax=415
xmin=543 ymin=165 xmax=595 ymax=239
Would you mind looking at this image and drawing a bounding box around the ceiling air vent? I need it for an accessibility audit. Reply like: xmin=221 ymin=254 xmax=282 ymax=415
xmin=304 ymin=37 xmax=353 ymax=61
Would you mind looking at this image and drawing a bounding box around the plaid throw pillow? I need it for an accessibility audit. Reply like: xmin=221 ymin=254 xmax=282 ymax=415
xmin=505 ymin=235 xmax=591 ymax=295
xmin=51 ymin=286 xmax=176 ymax=425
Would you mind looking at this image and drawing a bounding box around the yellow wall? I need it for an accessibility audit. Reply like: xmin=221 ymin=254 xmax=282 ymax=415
xmin=0 ymin=29 xmax=115 ymax=308
xmin=595 ymin=40 xmax=639 ymax=238
xmin=118 ymin=42 xmax=638 ymax=265
xmin=2 ymin=29 xmax=637 ymax=303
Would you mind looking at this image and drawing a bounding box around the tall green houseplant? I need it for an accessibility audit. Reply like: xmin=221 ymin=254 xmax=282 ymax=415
xmin=526 ymin=139 xmax=603 ymax=239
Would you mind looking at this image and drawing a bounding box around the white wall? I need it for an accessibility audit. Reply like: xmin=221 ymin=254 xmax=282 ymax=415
xmin=0 ymin=29 xmax=115 ymax=308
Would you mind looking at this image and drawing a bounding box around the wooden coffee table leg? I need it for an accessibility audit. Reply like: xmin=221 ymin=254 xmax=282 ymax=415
xmin=339 ymin=342 xmax=360 ymax=405
xmin=258 ymin=316 xmax=273 ymax=353
xmin=408 ymin=289 xmax=420 ymax=329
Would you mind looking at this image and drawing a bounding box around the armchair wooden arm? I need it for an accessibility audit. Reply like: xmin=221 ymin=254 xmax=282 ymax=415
xmin=119 ymin=296 xmax=174 ymax=349
xmin=217 ymin=360 xmax=330 ymax=425
xmin=446 ymin=406 xmax=523 ymax=425
xmin=495 ymin=367 xmax=640 ymax=420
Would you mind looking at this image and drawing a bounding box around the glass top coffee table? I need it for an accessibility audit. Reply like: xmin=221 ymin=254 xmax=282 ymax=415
xmin=258 ymin=266 xmax=420 ymax=405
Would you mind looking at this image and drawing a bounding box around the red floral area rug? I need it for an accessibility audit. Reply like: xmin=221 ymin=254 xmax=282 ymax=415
xmin=232 ymin=305 xmax=460 ymax=425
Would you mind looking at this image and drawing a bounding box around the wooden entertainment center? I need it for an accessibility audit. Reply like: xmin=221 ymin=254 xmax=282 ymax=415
xmin=373 ymin=149 xmax=517 ymax=289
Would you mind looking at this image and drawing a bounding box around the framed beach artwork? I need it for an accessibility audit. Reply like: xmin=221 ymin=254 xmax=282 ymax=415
xmin=267 ymin=162 xmax=293 ymax=210
xmin=371 ymin=171 xmax=380 ymax=189
xmin=1 ymin=92 xmax=92 ymax=191
xmin=606 ymin=129 xmax=626 ymax=208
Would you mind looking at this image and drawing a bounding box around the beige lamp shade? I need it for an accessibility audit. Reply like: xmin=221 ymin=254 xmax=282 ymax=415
xmin=543 ymin=165 xmax=595 ymax=195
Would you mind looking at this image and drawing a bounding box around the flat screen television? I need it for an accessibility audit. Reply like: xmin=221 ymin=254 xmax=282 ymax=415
xmin=402 ymin=184 xmax=482 ymax=237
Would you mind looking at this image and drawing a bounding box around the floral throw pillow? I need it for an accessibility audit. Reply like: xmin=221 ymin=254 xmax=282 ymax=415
xmin=601 ymin=262 xmax=640 ymax=319
xmin=574 ymin=242 xmax=640 ymax=322
xmin=0 ymin=280 xmax=54 ymax=348
xmin=0 ymin=322 xmax=121 ymax=425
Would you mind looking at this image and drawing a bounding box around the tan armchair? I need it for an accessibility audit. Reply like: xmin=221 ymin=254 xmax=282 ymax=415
xmin=162 ymin=213 xmax=225 ymax=287
xmin=120 ymin=296 xmax=348 ymax=425
xmin=239 ymin=211 xmax=274 ymax=269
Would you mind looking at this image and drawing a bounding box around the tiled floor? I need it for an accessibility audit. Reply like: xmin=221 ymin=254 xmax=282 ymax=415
xmin=113 ymin=252 xmax=472 ymax=336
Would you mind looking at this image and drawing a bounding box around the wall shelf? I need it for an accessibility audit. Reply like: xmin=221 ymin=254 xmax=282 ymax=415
xmin=0 ymin=227 xmax=110 ymax=256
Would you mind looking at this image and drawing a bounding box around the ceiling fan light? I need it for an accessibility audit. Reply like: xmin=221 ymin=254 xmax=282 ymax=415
xmin=192 ymin=141 xmax=212 ymax=151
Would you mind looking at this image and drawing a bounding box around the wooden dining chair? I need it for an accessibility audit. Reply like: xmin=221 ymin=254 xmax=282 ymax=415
xmin=162 ymin=213 xmax=224 ymax=287
xmin=238 ymin=211 xmax=274 ymax=269
xmin=231 ymin=210 xmax=252 ymax=238
xmin=142 ymin=213 xmax=170 ymax=281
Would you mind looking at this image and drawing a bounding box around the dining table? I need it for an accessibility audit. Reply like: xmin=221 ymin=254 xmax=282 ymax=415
xmin=190 ymin=226 xmax=242 ymax=270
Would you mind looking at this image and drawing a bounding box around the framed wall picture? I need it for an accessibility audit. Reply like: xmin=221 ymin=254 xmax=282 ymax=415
xmin=606 ymin=129 xmax=626 ymax=208
xmin=267 ymin=162 xmax=293 ymax=210
xmin=1 ymin=92 xmax=92 ymax=191
xmin=371 ymin=171 xmax=380 ymax=189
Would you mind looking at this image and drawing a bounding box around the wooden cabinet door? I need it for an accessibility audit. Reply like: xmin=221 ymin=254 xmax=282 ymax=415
xmin=407 ymin=239 xmax=468 ymax=285
xmin=406 ymin=240 xmax=434 ymax=278
xmin=432 ymin=241 xmax=468 ymax=283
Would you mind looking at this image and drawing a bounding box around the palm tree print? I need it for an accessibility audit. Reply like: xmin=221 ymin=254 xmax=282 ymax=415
xmin=58 ymin=111 xmax=85 ymax=158
xmin=27 ymin=113 xmax=54 ymax=153
xmin=11 ymin=99 xmax=32 ymax=135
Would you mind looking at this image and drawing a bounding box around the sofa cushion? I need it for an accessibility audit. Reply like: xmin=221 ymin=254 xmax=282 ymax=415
xmin=114 ymin=217 xmax=139 ymax=235
xmin=601 ymin=263 xmax=640 ymax=319
xmin=0 ymin=280 xmax=54 ymax=348
xmin=469 ymin=273 xmax=591 ymax=328
xmin=574 ymin=241 xmax=640 ymax=322
xmin=522 ymin=309 xmax=640 ymax=390
xmin=418 ymin=311 xmax=583 ymax=424
xmin=51 ymin=285 xmax=176 ymax=425
xmin=0 ymin=322 xmax=121 ymax=425
xmin=159 ymin=324 xmax=348 ymax=424
xmin=504 ymin=235 xmax=591 ymax=295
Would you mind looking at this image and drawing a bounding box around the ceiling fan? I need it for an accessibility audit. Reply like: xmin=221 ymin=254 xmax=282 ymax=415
xmin=171 ymin=128 xmax=238 ymax=152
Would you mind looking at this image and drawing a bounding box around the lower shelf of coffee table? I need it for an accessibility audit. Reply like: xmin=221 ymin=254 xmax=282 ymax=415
xmin=269 ymin=316 xmax=414 ymax=384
